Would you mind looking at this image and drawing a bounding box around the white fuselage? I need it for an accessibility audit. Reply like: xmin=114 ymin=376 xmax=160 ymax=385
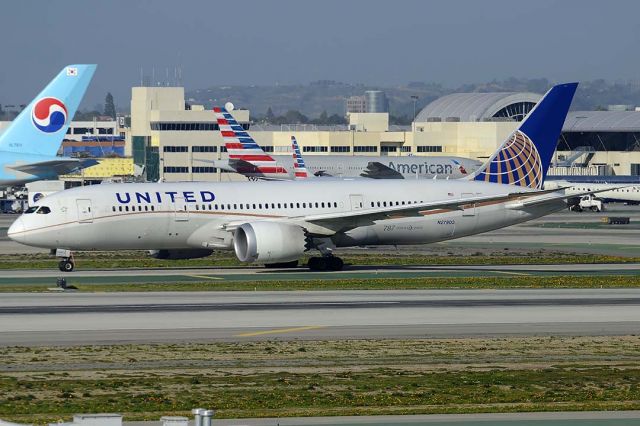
xmin=8 ymin=179 xmax=565 ymax=253
xmin=545 ymin=181 xmax=640 ymax=203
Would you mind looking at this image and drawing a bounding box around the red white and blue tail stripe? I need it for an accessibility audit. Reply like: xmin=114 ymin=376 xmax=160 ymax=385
xmin=291 ymin=136 xmax=309 ymax=179
xmin=213 ymin=107 xmax=288 ymax=178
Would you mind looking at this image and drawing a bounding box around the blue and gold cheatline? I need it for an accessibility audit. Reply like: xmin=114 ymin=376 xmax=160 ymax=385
xmin=474 ymin=130 xmax=543 ymax=189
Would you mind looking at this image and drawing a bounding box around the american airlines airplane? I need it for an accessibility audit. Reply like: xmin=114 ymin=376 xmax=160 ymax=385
xmin=211 ymin=120 xmax=480 ymax=180
xmin=0 ymin=65 xmax=97 ymax=187
xmin=9 ymin=83 xmax=585 ymax=272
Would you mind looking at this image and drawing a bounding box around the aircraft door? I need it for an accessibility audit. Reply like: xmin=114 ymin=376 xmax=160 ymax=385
xmin=76 ymin=199 xmax=93 ymax=223
xmin=461 ymin=193 xmax=476 ymax=216
xmin=173 ymin=196 xmax=189 ymax=222
xmin=349 ymin=194 xmax=364 ymax=211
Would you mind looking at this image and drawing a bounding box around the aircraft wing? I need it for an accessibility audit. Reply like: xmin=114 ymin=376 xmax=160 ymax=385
xmin=221 ymin=187 xmax=600 ymax=236
xmin=221 ymin=188 xmax=566 ymax=235
xmin=359 ymin=162 xmax=404 ymax=179
xmin=8 ymin=158 xmax=99 ymax=176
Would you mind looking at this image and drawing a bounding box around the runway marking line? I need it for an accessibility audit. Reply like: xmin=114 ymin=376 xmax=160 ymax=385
xmin=235 ymin=325 xmax=326 ymax=337
xmin=187 ymin=274 xmax=224 ymax=280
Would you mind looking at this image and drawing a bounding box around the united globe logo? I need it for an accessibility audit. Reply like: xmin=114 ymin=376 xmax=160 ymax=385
xmin=31 ymin=97 xmax=68 ymax=133
xmin=475 ymin=130 xmax=543 ymax=189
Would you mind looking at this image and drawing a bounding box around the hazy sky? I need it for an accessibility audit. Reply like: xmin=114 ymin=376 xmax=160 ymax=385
xmin=0 ymin=0 xmax=638 ymax=108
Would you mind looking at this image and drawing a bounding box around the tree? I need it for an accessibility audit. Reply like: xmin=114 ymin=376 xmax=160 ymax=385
xmin=104 ymin=92 xmax=116 ymax=119
xmin=265 ymin=107 xmax=275 ymax=123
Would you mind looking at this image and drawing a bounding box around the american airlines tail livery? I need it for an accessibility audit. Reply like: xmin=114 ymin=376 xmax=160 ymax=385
xmin=0 ymin=65 xmax=97 ymax=186
xmin=10 ymin=83 xmax=583 ymax=272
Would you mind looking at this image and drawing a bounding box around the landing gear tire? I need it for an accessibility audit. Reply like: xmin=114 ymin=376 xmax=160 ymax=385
xmin=58 ymin=260 xmax=74 ymax=272
xmin=265 ymin=260 xmax=299 ymax=269
xmin=326 ymin=256 xmax=344 ymax=271
xmin=308 ymin=256 xmax=344 ymax=271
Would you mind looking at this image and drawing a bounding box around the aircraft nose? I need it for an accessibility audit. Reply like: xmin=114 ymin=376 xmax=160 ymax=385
xmin=7 ymin=217 xmax=27 ymax=244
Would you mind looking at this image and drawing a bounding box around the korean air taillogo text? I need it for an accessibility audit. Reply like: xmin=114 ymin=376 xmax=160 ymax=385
xmin=31 ymin=98 xmax=68 ymax=133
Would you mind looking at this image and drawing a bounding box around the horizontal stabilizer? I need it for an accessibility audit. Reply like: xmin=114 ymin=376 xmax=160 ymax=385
xmin=360 ymin=162 xmax=405 ymax=179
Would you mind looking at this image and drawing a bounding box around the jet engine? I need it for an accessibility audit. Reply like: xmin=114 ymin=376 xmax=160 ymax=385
xmin=233 ymin=222 xmax=309 ymax=263
xmin=148 ymin=249 xmax=214 ymax=260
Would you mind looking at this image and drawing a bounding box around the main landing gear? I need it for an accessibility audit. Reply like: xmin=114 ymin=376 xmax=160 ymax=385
xmin=54 ymin=249 xmax=75 ymax=272
xmin=308 ymin=256 xmax=344 ymax=271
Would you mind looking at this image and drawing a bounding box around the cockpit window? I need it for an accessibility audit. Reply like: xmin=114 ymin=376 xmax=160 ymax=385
xmin=24 ymin=206 xmax=39 ymax=214
xmin=36 ymin=206 xmax=51 ymax=214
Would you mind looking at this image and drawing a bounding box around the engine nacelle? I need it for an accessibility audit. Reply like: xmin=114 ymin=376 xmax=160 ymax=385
xmin=148 ymin=249 xmax=213 ymax=260
xmin=233 ymin=222 xmax=308 ymax=263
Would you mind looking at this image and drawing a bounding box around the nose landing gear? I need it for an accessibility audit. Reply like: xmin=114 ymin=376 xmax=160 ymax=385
xmin=54 ymin=249 xmax=75 ymax=272
xmin=58 ymin=259 xmax=75 ymax=272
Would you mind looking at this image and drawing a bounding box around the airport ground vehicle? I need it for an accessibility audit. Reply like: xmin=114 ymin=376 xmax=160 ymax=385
xmin=569 ymin=194 xmax=604 ymax=212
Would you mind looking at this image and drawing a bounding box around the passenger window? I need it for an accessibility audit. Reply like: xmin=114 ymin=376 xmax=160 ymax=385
xmin=334 ymin=202 xmax=337 ymax=208
xmin=145 ymin=205 xmax=149 ymax=211
xmin=259 ymin=204 xmax=262 ymax=209
xmin=297 ymin=203 xmax=300 ymax=208
xmin=112 ymin=206 xmax=116 ymax=212
xmin=303 ymin=203 xmax=306 ymax=208
xmin=321 ymin=202 xmax=325 ymax=208
xmin=151 ymin=205 xmax=155 ymax=211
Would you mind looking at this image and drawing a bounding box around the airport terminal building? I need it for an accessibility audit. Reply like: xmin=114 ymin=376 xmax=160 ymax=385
xmin=3 ymin=85 xmax=640 ymax=183
xmin=126 ymin=87 xmax=640 ymax=182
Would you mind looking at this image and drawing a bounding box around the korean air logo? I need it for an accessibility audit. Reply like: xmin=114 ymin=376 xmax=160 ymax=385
xmin=31 ymin=97 xmax=68 ymax=133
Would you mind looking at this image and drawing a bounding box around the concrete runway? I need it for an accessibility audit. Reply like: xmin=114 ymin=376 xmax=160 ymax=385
xmin=1 ymin=289 xmax=639 ymax=346
xmin=197 ymin=411 xmax=640 ymax=425
xmin=0 ymin=263 xmax=639 ymax=288
xmin=126 ymin=411 xmax=640 ymax=425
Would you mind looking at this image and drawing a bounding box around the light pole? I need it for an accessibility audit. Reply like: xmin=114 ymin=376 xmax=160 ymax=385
xmin=411 ymin=95 xmax=419 ymax=121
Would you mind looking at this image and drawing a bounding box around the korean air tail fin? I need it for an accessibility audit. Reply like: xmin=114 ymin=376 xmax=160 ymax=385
xmin=471 ymin=82 xmax=577 ymax=189
xmin=213 ymin=107 xmax=288 ymax=179
xmin=0 ymin=65 xmax=97 ymax=157
xmin=291 ymin=136 xmax=309 ymax=179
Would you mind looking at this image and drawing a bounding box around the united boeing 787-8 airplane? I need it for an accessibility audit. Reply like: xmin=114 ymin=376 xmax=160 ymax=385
xmin=9 ymin=83 xmax=582 ymax=272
